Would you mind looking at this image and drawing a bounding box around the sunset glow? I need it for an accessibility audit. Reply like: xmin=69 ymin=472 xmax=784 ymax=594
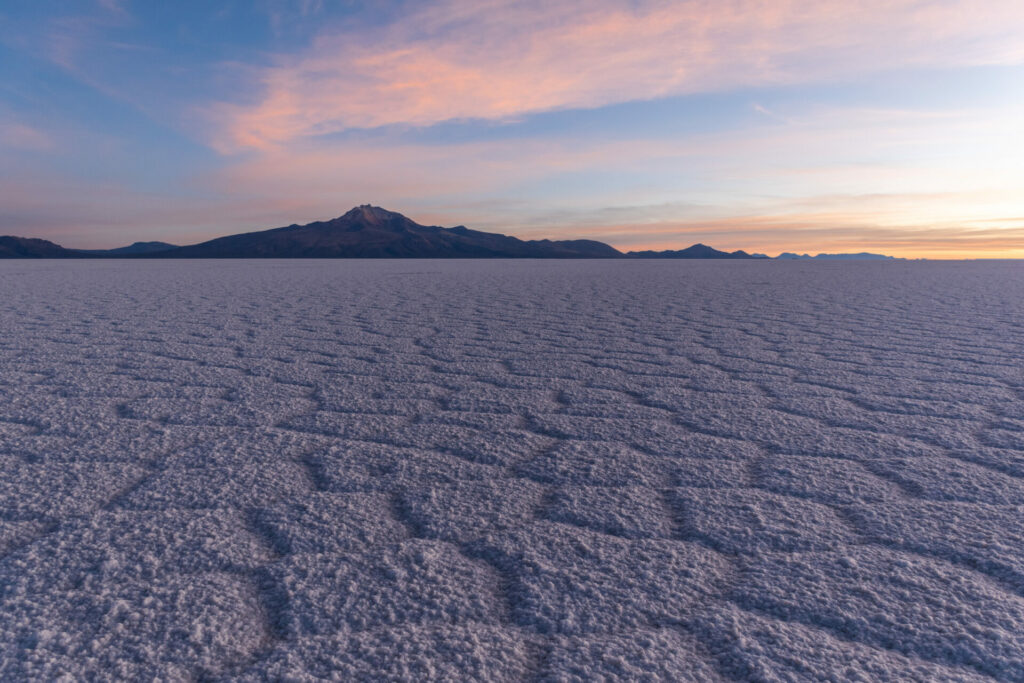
xmin=2 ymin=0 xmax=1023 ymax=256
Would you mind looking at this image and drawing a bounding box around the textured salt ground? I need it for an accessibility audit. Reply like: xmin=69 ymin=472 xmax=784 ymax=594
xmin=0 ymin=259 xmax=1023 ymax=681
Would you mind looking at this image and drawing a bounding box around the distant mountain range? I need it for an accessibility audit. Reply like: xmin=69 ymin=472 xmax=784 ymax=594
xmin=0 ymin=206 xmax=901 ymax=260
xmin=78 ymin=241 xmax=180 ymax=256
xmin=628 ymin=244 xmax=761 ymax=259
xmin=0 ymin=236 xmax=76 ymax=258
xmin=777 ymin=252 xmax=904 ymax=261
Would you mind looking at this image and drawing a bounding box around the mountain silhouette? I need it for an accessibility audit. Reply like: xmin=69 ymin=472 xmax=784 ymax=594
xmin=160 ymin=206 xmax=621 ymax=258
xmin=80 ymin=241 xmax=179 ymax=256
xmin=627 ymin=243 xmax=762 ymax=259
xmin=0 ymin=236 xmax=81 ymax=258
xmin=1 ymin=206 xmax=878 ymax=260
xmin=776 ymin=252 xmax=902 ymax=260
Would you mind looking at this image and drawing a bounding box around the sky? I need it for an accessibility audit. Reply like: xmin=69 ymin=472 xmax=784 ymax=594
xmin=1 ymin=1 xmax=1023 ymax=257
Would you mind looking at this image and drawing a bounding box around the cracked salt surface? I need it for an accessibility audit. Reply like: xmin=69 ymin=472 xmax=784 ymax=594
xmin=0 ymin=258 xmax=1022 ymax=680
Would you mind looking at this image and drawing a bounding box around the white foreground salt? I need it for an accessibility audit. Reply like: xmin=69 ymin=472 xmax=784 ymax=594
xmin=0 ymin=259 xmax=1021 ymax=680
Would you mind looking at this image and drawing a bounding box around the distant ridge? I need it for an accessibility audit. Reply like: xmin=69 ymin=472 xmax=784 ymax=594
xmin=628 ymin=243 xmax=763 ymax=259
xmin=0 ymin=237 xmax=180 ymax=259
xmin=776 ymin=252 xmax=903 ymax=260
xmin=0 ymin=236 xmax=80 ymax=258
xmin=0 ymin=206 xmax=903 ymax=260
xmin=79 ymin=241 xmax=179 ymax=256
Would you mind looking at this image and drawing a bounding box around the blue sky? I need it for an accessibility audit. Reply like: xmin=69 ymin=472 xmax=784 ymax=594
xmin=1 ymin=0 xmax=1023 ymax=256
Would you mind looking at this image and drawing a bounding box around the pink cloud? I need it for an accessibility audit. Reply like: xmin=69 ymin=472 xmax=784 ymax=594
xmin=209 ymin=0 xmax=1024 ymax=151
xmin=0 ymin=123 xmax=55 ymax=151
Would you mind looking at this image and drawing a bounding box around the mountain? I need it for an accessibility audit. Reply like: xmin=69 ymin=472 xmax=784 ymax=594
xmin=627 ymin=243 xmax=762 ymax=259
xmin=1 ymin=237 xmax=179 ymax=259
xmin=809 ymin=252 xmax=902 ymax=260
xmin=7 ymin=207 xmax=851 ymax=260
xmin=79 ymin=241 xmax=178 ymax=256
xmin=158 ymin=206 xmax=622 ymax=259
xmin=0 ymin=236 xmax=83 ymax=258
xmin=776 ymin=252 xmax=902 ymax=260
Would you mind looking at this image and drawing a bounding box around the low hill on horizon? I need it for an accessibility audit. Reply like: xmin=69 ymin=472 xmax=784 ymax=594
xmin=0 ymin=236 xmax=80 ymax=258
xmin=79 ymin=241 xmax=179 ymax=256
xmin=628 ymin=244 xmax=764 ymax=259
xmin=777 ymin=251 xmax=904 ymax=260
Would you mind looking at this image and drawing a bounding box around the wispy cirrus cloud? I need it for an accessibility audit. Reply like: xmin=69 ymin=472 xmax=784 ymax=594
xmin=208 ymin=96 xmax=1024 ymax=227
xmin=0 ymin=122 xmax=55 ymax=151
xmin=209 ymin=0 xmax=1024 ymax=151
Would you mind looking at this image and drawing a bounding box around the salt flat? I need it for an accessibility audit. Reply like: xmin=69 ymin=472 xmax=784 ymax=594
xmin=0 ymin=259 xmax=1022 ymax=680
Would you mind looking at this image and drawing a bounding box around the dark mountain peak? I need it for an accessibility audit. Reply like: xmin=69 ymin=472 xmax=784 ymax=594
xmin=0 ymin=236 xmax=81 ymax=258
xmin=323 ymin=205 xmax=428 ymax=235
xmin=155 ymin=206 xmax=622 ymax=258
xmin=339 ymin=205 xmax=403 ymax=226
xmin=682 ymin=244 xmax=724 ymax=257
